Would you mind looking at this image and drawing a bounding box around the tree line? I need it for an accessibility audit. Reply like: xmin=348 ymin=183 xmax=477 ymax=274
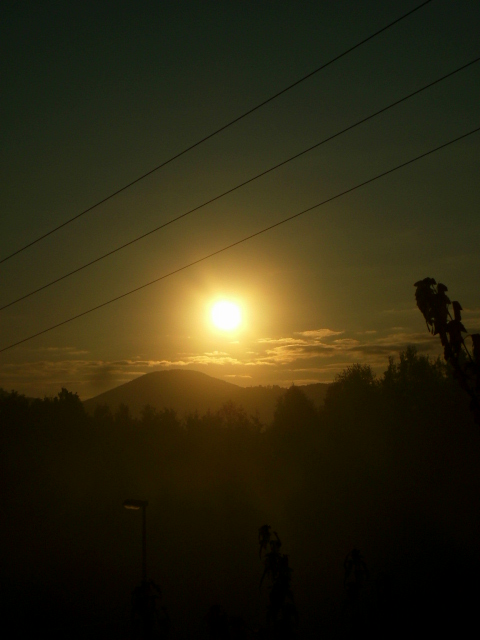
xmin=1 ymin=347 xmax=479 ymax=638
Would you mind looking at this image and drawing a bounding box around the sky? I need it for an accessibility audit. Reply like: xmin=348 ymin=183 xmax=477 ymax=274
xmin=1 ymin=0 xmax=479 ymax=399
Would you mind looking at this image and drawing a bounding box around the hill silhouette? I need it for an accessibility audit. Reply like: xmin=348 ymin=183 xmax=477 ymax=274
xmin=82 ymin=369 xmax=328 ymax=423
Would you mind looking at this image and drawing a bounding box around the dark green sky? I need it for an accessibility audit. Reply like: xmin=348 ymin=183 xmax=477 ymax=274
xmin=1 ymin=0 xmax=479 ymax=398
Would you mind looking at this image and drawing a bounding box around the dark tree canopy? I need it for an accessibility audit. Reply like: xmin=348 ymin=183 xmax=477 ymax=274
xmin=1 ymin=347 xmax=479 ymax=638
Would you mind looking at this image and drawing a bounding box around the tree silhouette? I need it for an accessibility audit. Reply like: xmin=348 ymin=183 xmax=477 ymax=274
xmin=272 ymin=385 xmax=317 ymax=434
xmin=324 ymin=363 xmax=378 ymax=412
xmin=414 ymin=278 xmax=480 ymax=424
xmin=115 ymin=402 xmax=133 ymax=427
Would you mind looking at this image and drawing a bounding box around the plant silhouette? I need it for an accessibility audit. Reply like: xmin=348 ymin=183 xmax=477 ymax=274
xmin=259 ymin=526 xmax=298 ymax=638
xmin=206 ymin=605 xmax=247 ymax=639
xmin=344 ymin=548 xmax=369 ymax=603
xmin=414 ymin=278 xmax=480 ymax=423
xmin=260 ymin=531 xmax=282 ymax=589
xmin=206 ymin=605 xmax=230 ymax=639
xmin=342 ymin=548 xmax=369 ymax=637
xmin=131 ymin=579 xmax=169 ymax=639
xmin=259 ymin=524 xmax=272 ymax=557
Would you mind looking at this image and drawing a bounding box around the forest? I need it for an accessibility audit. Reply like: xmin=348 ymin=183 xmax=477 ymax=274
xmin=1 ymin=347 xmax=480 ymax=639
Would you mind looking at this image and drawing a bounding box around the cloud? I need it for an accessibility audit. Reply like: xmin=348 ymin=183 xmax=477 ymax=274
xmin=204 ymin=351 xmax=230 ymax=357
xmin=290 ymin=378 xmax=326 ymax=385
xmin=182 ymin=355 xmax=243 ymax=365
xmin=248 ymin=327 xmax=441 ymax=368
xmin=1 ymin=321 xmax=447 ymax=400
xmin=0 ymin=357 xmax=172 ymax=398
xmin=257 ymin=337 xmax=307 ymax=346
xmin=294 ymin=329 xmax=343 ymax=339
xmin=332 ymin=338 xmax=360 ymax=346
xmin=253 ymin=328 xmax=348 ymax=364
xmin=39 ymin=346 xmax=89 ymax=355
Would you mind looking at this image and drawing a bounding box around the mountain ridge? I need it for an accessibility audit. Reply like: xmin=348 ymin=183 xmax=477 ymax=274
xmin=82 ymin=369 xmax=328 ymax=424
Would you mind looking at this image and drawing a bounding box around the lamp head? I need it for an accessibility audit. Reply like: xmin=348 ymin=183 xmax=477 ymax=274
xmin=123 ymin=499 xmax=148 ymax=510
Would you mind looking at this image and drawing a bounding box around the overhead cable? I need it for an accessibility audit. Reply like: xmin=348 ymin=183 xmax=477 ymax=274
xmin=0 ymin=0 xmax=434 ymax=265
xmin=2 ymin=53 xmax=477 ymax=313
xmin=1 ymin=124 xmax=478 ymax=354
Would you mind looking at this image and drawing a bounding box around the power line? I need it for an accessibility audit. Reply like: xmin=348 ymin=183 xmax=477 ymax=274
xmin=0 ymin=0 xmax=435 ymax=266
xmin=2 ymin=54 xmax=477 ymax=313
xmin=1 ymin=124 xmax=478 ymax=354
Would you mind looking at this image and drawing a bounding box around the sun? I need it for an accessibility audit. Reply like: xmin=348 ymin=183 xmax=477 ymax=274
xmin=211 ymin=301 xmax=242 ymax=331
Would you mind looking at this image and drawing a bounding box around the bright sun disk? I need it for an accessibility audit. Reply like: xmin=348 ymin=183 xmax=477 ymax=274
xmin=211 ymin=301 xmax=241 ymax=331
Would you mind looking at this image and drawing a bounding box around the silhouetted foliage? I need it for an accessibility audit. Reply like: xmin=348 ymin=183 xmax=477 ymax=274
xmin=132 ymin=579 xmax=170 ymax=639
xmin=115 ymin=402 xmax=133 ymax=427
xmin=342 ymin=549 xmax=369 ymax=637
xmin=259 ymin=527 xmax=297 ymax=638
xmin=382 ymin=346 xmax=446 ymax=391
xmin=272 ymin=385 xmax=317 ymax=432
xmin=206 ymin=604 xmax=230 ymax=639
xmin=1 ymin=350 xmax=479 ymax=638
xmin=93 ymin=402 xmax=114 ymax=426
xmin=325 ymin=363 xmax=378 ymax=413
xmin=258 ymin=524 xmax=271 ymax=558
xmin=344 ymin=548 xmax=369 ymax=595
xmin=206 ymin=604 xmax=247 ymax=640
xmin=268 ymin=385 xmax=319 ymax=466
xmin=415 ymin=277 xmax=480 ymax=423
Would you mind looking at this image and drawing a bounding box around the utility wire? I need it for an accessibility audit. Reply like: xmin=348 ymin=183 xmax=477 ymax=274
xmin=2 ymin=54 xmax=477 ymax=313
xmin=1 ymin=124 xmax=478 ymax=354
xmin=0 ymin=0 xmax=435 ymax=266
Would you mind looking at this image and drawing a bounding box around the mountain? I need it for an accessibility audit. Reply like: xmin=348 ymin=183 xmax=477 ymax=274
xmin=82 ymin=369 xmax=328 ymax=424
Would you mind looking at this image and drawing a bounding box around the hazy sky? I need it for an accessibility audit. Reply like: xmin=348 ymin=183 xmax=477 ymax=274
xmin=1 ymin=0 xmax=479 ymax=398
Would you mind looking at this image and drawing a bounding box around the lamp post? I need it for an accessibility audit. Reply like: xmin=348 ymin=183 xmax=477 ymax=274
xmin=123 ymin=499 xmax=148 ymax=582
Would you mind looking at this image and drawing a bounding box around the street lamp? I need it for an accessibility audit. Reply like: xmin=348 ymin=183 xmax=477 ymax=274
xmin=123 ymin=499 xmax=148 ymax=582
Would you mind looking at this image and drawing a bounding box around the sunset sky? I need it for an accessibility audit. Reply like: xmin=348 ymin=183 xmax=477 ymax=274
xmin=1 ymin=0 xmax=479 ymax=399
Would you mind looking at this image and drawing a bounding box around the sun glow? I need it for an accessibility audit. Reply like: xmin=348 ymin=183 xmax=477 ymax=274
xmin=211 ymin=301 xmax=242 ymax=331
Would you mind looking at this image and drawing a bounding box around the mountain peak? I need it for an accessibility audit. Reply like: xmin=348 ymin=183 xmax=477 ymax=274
xmin=83 ymin=369 xmax=328 ymax=424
